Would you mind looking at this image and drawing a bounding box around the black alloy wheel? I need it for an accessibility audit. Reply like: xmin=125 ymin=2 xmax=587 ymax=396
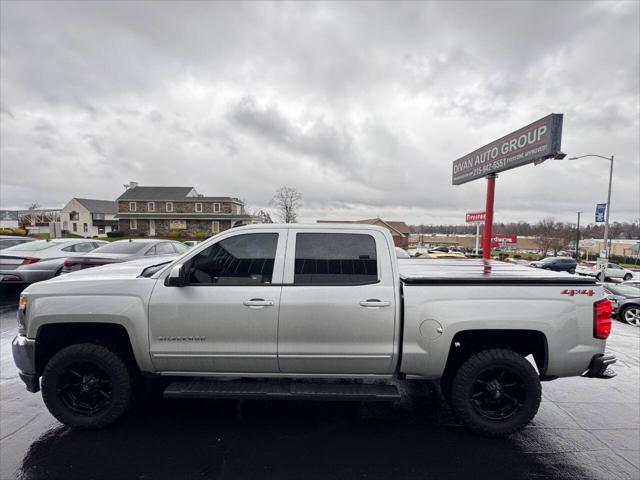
xmin=57 ymin=361 xmax=113 ymax=416
xmin=469 ymin=366 xmax=526 ymax=421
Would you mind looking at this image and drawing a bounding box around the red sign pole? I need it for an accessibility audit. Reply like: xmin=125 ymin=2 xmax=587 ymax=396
xmin=482 ymin=174 xmax=497 ymax=259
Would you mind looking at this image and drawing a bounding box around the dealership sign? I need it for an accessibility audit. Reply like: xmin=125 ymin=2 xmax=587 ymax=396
xmin=491 ymin=234 xmax=517 ymax=249
xmin=452 ymin=114 xmax=564 ymax=185
xmin=466 ymin=211 xmax=486 ymax=223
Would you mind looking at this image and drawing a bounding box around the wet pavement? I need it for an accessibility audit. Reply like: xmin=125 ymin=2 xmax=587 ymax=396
xmin=0 ymin=285 xmax=638 ymax=480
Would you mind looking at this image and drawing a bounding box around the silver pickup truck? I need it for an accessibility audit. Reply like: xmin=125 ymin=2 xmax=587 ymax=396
xmin=12 ymin=224 xmax=616 ymax=437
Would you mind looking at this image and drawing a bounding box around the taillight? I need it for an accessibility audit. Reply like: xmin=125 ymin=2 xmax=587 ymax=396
xmin=21 ymin=257 xmax=40 ymax=265
xmin=63 ymin=260 xmax=75 ymax=268
xmin=594 ymin=299 xmax=612 ymax=340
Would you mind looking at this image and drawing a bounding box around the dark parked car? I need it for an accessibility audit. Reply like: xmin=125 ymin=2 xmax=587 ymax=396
xmin=529 ymin=257 xmax=577 ymax=274
xmin=62 ymin=239 xmax=189 ymax=273
xmin=603 ymin=283 xmax=640 ymax=327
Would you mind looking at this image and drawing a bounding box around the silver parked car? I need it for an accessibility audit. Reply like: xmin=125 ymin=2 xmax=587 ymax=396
xmin=0 ymin=235 xmax=36 ymax=251
xmin=0 ymin=238 xmax=107 ymax=284
xmin=61 ymin=239 xmax=189 ymax=274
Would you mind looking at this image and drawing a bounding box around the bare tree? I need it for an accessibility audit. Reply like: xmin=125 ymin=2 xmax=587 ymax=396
xmin=27 ymin=202 xmax=40 ymax=210
xmin=271 ymin=186 xmax=302 ymax=223
xmin=254 ymin=209 xmax=273 ymax=224
xmin=535 ymin=218 xmax=564 ymax=255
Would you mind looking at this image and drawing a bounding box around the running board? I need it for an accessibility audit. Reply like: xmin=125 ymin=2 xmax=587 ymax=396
xmin=164 ymin=380 xmax=400 ymax=402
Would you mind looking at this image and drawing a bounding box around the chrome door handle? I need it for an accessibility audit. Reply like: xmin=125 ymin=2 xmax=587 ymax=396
xmin=359 ymin=299 xmax=391 ymax=308
xmin=243 ymin=299 xmax=274 ymax=307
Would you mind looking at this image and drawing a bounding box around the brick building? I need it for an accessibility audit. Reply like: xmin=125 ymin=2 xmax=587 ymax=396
xmin=116 ymin=183 xmax=257 ymax=237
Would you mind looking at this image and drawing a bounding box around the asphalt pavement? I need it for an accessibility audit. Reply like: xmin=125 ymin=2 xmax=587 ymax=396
xmin=0 ymin=286 xmax=638 ymax=480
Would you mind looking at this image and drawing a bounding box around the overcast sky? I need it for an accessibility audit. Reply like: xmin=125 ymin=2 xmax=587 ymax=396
xmin=1 ymin=1 xmax=638 ymax=225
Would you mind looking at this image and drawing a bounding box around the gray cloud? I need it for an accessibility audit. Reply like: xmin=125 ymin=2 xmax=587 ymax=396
xmin=1 ymin=1 xmax=638 ymax=225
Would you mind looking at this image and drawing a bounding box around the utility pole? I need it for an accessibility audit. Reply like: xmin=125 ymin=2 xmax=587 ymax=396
xmin=575 ymin=212 xmax=582 ymax=260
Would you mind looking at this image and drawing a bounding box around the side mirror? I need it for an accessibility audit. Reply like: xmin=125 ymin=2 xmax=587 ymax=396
xmin=165 ymin=264 xmax=186 ymax=287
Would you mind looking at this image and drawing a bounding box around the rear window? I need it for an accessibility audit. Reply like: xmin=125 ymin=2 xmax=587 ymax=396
xmin=294 ymin=233 xmax=378 ymax=285
xmin=92 ymin=241 xmax=150 ymax=254
xmin=2 ymin=240 xmax=65 ymax=252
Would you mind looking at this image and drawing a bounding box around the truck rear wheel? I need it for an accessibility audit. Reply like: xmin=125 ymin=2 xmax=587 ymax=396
xmin=41 ymin=343 xmax=134 ymax=429
xmin=450 ymin=348 xmax=541 ymax=437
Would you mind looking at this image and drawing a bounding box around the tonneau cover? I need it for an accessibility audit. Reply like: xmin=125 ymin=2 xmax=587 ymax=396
xmin=399 ymin=258 xmax=596 ymax=285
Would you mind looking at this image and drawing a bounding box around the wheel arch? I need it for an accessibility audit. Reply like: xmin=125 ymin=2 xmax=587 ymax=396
xmin=441 ymin=329 xmax=549 ymax=383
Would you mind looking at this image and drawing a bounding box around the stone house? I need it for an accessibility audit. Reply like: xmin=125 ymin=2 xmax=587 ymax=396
xmin=61 ymin=198 xmax=118 ymax=237
xmin=116 ymin=183 xmax=256 ymax=237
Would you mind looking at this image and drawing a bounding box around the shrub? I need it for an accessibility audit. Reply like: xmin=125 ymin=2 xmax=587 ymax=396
xmin=106 ymin=230 xmax=125 ymax=238
xmin=194 ymin=232 xmax=206 ymax=240
xmin=170 ymin=229 xmax=181 ymax=238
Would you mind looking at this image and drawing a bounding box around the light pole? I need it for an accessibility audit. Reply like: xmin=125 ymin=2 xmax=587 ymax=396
xmin=567 ymin=154 xmax=614 ymax=280
xmin=575 ymin=211 xmax=582 ymax=260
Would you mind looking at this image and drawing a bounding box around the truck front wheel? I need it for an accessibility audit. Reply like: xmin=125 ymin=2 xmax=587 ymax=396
xmin=41 ymin=343 xmax=134 ymax=429
xmin=451 ymin=348 xmax=541 ymax=437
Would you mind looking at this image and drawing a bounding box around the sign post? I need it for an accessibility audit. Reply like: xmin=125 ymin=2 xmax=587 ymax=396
xmin=452 ymin=114 xmax=564 ymax=260
xmin=465 ymin=211 xmax=486 ymax=255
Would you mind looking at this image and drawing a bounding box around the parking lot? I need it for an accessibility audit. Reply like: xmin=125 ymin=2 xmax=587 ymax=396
xmin=0 ymin=286 xmax=638 ymax=480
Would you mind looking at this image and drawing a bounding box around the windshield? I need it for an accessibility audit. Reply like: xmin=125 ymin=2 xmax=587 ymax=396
xmin=607 ymin=284 xmax=640 ymax=297
xmin=2 ymin=240 xmax=66 ymax=252
xmin=92 ymin=241 xmax=149 ymax=254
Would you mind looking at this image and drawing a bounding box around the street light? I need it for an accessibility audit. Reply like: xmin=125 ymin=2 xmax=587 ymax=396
xmin=567 ymin=154 xmax=615 ymax=280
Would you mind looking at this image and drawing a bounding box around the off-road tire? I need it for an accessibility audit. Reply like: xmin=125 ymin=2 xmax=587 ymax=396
xmin=41 ymin=343 xmax=133 ymax=429
xmin=451 ymin=348 xmax=541 ymax=437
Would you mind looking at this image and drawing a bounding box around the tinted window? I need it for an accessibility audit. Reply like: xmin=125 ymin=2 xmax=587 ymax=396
xmin=187 ymin=233 xmax=277 ymax=285
xmin=74 ymin=242 xmax=97 ymax=252
xmin=92 ymin=241 xmax=149 ymax=254
xmin=294 ymin=233 xmax=377 ymax=285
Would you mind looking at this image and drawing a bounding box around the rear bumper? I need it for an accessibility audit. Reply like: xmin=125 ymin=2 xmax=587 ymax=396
xmin=582 ymin=353 xmax=617 ymax=379
xmin=0 ymin=269 xmax=54 ymax=284
xmin=12 ymin=335 xmax=40 ymax=392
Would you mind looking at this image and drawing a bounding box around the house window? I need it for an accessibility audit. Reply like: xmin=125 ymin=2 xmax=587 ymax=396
xmin=83 ymin=223 xmax=88 ymax=233
xmin=131 ymin=219 xmax=137 ymax=230
xmin=69 ymin=211 xmax=79 ymax=221
xmin=129 ymin=202 xmax=137 ymax=212
xmin=98 ymin=226 xmax=105 ymax=234
xmin=148 ymin=202 xmax=155 ymax=212
xmin=213 ymin=203 xmax=221 ymax=213
xmin=73 ymin=223 xmax=77 ymax=232
xmin=166 ymin=202 xmax=173 ymax=212
xmin=195 ymin=202 xmax=202 ymax=213
xmin=212 ymin=221 xmax=220 ymax=233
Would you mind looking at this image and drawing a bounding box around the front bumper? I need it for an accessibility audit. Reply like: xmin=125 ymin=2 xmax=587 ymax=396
xmin=12 ymin=335 xmax=40 ymax=392
xmin=582 ymin=353 xmax=617 ymax=379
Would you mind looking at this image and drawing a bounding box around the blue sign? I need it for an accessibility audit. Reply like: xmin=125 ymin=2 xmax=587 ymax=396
xmin=595 ymin=203 xmax=606 ymax=223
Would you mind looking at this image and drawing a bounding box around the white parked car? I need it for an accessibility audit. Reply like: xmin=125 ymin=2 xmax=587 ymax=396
xmin=0 ymin=239 xmax=107 ymax=284
xmin=575 ymin=261 xmax=634 ymax=281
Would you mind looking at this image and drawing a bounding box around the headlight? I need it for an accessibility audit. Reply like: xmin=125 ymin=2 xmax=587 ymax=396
xmin=17 ymin=293 xmax=27 ymax=335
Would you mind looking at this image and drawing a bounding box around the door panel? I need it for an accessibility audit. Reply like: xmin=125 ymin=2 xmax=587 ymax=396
xmin=277 ymin=229 xmax=397 ymax=374
xmin=148 ymin=229 xmax=286 ymax=373
xmin=149 ymin=284 xmax=281 ymax=372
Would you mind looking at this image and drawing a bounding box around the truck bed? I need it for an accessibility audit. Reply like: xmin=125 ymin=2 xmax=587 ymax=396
xmin=398 ymin=258 xmax=596 ymax=285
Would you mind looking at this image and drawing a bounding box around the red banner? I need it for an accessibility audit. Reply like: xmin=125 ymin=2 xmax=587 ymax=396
xmin=466 ymin=211 xmax=486 ymax=223
xmin=491 ymin=234 xmax=517 ymax=249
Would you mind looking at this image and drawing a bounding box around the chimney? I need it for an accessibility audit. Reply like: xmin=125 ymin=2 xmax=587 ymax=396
xmin=123 ymin=181 xmax=139 ymax=190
